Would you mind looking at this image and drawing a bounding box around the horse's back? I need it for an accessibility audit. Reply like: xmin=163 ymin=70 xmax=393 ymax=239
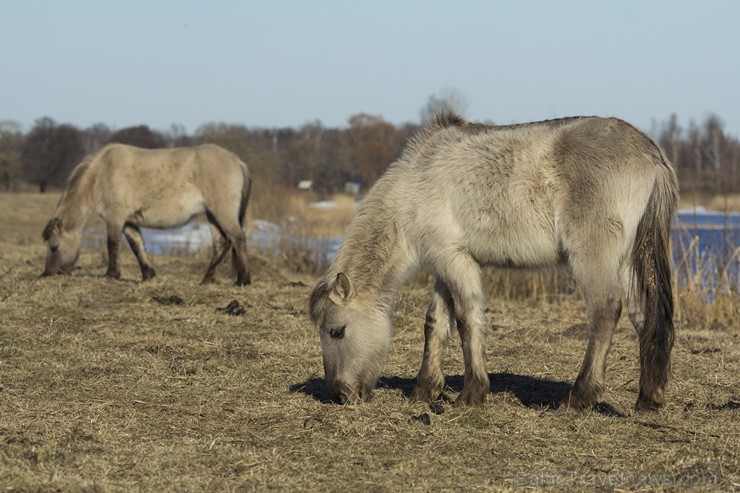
xmin=96 ymin=143 xmax=244 ymax=173
xmin=398 ymin=117 xmax=671 ymax=269
xmin=88 ymin=144 xmax=248 ymax=228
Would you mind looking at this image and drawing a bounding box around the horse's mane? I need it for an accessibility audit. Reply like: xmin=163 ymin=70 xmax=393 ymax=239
xmin=63 ymin=155 xmax=95 ymax=199
xmin=309 ymin=279 xmax=332 ymax=324
xmin=433 ymin=112 xmax=469 ymax=128
xmin=401 ymin=112 xmax=473 ymax=160
xmin=47 ymin=150 xmax=98 ymax=233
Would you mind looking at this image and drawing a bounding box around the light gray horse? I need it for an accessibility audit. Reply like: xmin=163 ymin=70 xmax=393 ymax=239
xmin=42 ymin=143 xmax=252 ymax=285
xmin=310 ymin=114 xmax=678 ymax=412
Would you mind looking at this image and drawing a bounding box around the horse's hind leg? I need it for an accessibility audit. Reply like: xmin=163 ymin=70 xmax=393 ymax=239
xmin=201 ymin=222 xmax=231 ymax=285
xmin=205 ymin=210 xmax=250 ymax=286
xmin=560 ymin=257 xmax=622 ymax=412
xmin=411 ymin=278 xmax=455 ymax=404
xmin=123 ymin=223 xmax=156 ymax=281
xmin=230 ymin=229 xmax=250 ymax=286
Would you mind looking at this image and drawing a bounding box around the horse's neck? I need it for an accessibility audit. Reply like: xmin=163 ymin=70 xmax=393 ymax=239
xmin=334 ymin=199 xmax=415 ymax=309
xmin=55 ymin=182 xmax=93 ymax=233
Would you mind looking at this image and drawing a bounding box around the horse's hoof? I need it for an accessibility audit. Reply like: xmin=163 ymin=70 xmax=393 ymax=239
xmin=410 ymin=379 xmax=444 ymax=404
xmin=453 ymin=374 xmax=489 ymax=407
xmin=635 ymin=388 xmax=664 ymax=413
xmin=142 ymin=270 xmax=156 ymax=282
xmin=635 ymin=397 xmax=662 ymax=413
xmin=454 ymin=390 xmax=487 ymax=407
xmin=558 ymin=392 xmax=595 ymax=413
xmin=555 ymin=402 xmax=582 ymax=415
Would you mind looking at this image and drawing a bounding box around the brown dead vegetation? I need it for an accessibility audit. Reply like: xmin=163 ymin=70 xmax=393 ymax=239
xmin=0 ymin=193 xmax=737 ymax=491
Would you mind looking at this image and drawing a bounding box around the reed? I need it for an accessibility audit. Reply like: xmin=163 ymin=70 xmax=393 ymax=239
xmin=672 ymin=220 xmax=740 ymax=329
xmin=247 ymin=181 xmax=355 ymax=273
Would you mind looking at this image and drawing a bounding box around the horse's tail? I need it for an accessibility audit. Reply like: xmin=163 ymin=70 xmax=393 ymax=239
xmin=239 ymin=171 xmax=252 ymax=229
xmin=231 ymin=164 xmax=252 ymax=273
xmin=630 ymin=150 xmax=678 ymax=409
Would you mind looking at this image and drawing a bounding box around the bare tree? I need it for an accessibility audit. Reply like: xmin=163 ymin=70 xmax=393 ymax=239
xmin=654 ymin=114 xmax=740 ymax=194
xmin=166 ymin=124 xmax=192 ymax=148
xmin=657 ymin=113 xmax=682 ymax=169
xmin=21 ymin=118 xmax=85 ymax=192
xmin=82 ymin=123 xmax=111 ymax=155
xmin=419 ymin=87 xmax=469 ymax=124
xmin=345 ymin=113 xmax=403 ymax=188
xmin=0 ymin=121 xmax=24 ymax=191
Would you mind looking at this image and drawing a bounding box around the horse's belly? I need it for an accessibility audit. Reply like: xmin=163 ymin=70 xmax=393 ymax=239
xmin=135 ymin=196 xmax=205 ymax=229
xmin=467 ymin=221 xmax=562 ymax=268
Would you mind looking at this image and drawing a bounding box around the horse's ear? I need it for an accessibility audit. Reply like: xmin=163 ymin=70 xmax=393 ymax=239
xmin=42 ymin=218 xmax=62 ymax=241
xmin=330 ymin=272 xmax=355 ymax=304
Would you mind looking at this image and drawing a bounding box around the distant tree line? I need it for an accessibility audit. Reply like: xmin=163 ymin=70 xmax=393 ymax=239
xmin=652 ymin=114 xmax=740 ymax=195
xmin=0 ymin=113 xmax=418 ymax=194
xmin=1 ymin=110 xmax=738 ymax=196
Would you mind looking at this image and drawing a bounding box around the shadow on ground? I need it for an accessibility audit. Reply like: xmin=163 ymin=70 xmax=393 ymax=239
xmin=289 ymin=372 xmax=620 ymax=413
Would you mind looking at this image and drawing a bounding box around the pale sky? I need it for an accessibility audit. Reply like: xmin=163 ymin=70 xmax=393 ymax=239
xmin=2 ymin=0 xmax=738 ymax=137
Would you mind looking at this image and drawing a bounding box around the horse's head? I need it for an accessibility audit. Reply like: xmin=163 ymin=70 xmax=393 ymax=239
xmin=41 ymin=218 xmax=80 ymax=276
xmin=310 ymin=272 xmax=392 ymax=404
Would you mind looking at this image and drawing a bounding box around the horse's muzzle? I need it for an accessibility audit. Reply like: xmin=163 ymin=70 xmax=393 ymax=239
xmin=328 ymin=379 xmax=371 ymax=405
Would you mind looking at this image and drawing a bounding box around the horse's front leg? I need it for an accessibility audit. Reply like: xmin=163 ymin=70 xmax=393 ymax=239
xmin=105 ymin=222 xmax=123 ymax=279
xmin=207 ymin=211 xmax=250 ymax=286
xmin=411 ymin=278 xmax=455 ymax=404
xmin=123 ymin=223 xmax=156 ymax=281
xmin=439 ymin=253 xmax=489 ymax=407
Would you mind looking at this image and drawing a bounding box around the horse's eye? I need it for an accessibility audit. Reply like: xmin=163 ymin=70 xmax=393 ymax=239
xmin=329 ymin=325 xmax=346 ymax=339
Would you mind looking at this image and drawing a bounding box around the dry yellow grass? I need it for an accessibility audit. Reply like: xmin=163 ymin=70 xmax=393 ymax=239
xmin=0 ymin=192 xmax=737 ymax=491
xmin=248 ymin=180 xmax=356 ymax=238
xmin=679 ymin=192 xmax=740 ymax=212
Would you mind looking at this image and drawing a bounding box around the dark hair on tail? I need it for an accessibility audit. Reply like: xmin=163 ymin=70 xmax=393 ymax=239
xmin=239 ymin=176 xmax=252 ymax=228
xmin=631 ymin=163 xmax=678 ymax=408
xmin=230 ymin=174 xmax=252 ymax=273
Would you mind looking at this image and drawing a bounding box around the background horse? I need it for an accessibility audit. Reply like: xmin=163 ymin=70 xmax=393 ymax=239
xmin=310 ymin=114 xmax=678 ymax=412
xmin=42 ymin=143 xmax=252 ymax=286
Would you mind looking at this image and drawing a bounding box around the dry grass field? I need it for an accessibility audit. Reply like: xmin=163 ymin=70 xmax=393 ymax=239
xmin=0 ymin=192 xmax=737 ymax=492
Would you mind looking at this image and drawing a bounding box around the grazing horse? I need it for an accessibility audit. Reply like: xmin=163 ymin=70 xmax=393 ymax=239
xmin=42 ymin=143 xmax=252 ymax=286
xmin=310 ymin=114 xmax=678 ymax=412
